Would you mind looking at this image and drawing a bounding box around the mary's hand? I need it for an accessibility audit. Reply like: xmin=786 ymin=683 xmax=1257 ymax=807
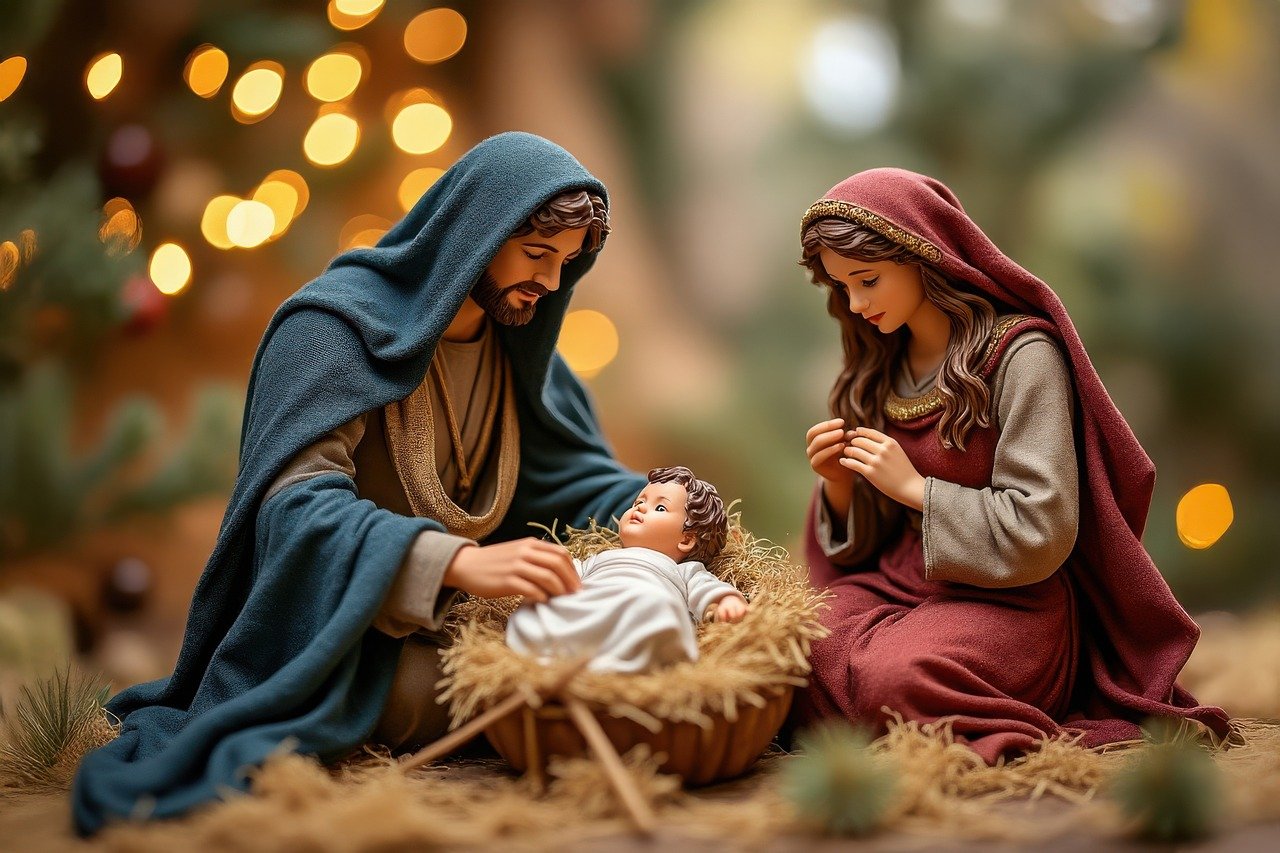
xmin=841 ymin=427 xmax=926 ymax=511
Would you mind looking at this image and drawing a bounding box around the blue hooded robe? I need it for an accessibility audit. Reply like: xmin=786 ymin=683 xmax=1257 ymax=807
xmin=72 ymin=132 xmax=646 ymax=834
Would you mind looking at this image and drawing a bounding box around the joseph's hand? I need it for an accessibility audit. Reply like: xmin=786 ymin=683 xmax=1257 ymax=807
xmin=443 ymin=538 xmax=580 ymax=603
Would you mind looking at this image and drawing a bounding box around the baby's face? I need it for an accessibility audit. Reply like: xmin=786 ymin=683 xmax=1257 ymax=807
xmin=618 ymin=481 xmax=693 ymax=559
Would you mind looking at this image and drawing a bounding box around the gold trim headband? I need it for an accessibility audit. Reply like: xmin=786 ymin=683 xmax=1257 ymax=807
xmin=801 ymin=199 xmax=943 ymax=264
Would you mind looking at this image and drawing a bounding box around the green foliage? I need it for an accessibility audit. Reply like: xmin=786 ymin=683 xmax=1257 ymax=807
xmin=0 ymin=115 xmax=240 ymax=558
xmin=0 ymin=667 xmax=113 ymax=790
xmin=0 ymin=121 xmax=139 ymax=379
xmin=780 ymin=722 xmax=897 ymax=836
xmin=1110 ymin=718 xmax=1224 ymax=842
xmin=0 ymin=364 xmax=241 ymax=556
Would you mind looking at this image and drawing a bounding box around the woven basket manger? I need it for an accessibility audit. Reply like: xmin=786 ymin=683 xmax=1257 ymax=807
xmin=438 ymin=514 xmax=829 ymax=785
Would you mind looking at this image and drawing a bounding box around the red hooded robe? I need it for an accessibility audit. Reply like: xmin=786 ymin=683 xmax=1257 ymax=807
xmin=795 ymin=168 xmax=1229 ymax=760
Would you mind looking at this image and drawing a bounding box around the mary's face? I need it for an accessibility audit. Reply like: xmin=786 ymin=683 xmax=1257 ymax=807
xmin=818 ymin=248 xmax=927 ymax=335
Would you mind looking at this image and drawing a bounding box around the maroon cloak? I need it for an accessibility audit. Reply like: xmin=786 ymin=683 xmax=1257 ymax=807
xmin=794 ymin=169 xmax=1229 ymax=759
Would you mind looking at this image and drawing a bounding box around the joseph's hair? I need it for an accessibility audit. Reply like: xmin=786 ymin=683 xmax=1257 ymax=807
xmin=646 ymin=466 xmax=728 ymax=564
xmin=512 ymin=190 xmax=609 ymax=253
xmin=799 ymin=218 xmax=998 ymax=451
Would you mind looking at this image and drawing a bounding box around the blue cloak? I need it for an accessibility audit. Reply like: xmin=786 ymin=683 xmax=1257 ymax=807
xmin=72 ymin=132 xmax=646 ymax=834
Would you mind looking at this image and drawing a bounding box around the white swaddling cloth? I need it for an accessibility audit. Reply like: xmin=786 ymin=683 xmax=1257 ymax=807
xmin=504 ymin=546 xmax=741 ymax=673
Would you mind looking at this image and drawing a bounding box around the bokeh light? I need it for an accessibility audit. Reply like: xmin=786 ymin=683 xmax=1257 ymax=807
xmin=391 ymin=102 xmax=452 ymax=154
xmin=328 ymin=0 xmax=382 ymax=31
xmin=85 ymin=52 xmax=123 ymax=100
xmin=339 ymin=214 xmax=392 ymax=251
xmin=305 ymin=50 xmax=363 ymax=102
xmin=231 ymin=62 xmax=285 ymax=122
xmin=201 ymin=195 xmax=240 ymax=250
xmin=336 ymin=0 xmax=384 ymax=12
xmin=149 ymin=243 xmax=192 ymax=295
xmin=558 ymin=310 xmax=620 ymax=378
xmin=801 ymin=16 xmax=899 ymax=134
xmin=1177 ymin=483 xmax=1234 ymax=550
xmin=226 ymin=200 xmax=276 ymax=249
xmin=0 ymin=56 xmax=27 ymax=102
xmin=398 ymin=167 xmax=445 ymax=212
xmin=252 ymin=179 xmax=301 ymax=238
xmin=304 ymin=112 xmax=361 ymax=166
xmin=261 ymin=169 xmax=310 ymax=219
xmin=404 ymin=8 xmax=468 ymax=64
xmin=0 ymin=240 xmax=19 ymax=291
xmin=18 ymin=229 xmax=36 ymax=263
xmin=184 ymin=46 xmax=229 ymax=98
xmin=99 ymin=198 xmax=142 ymax=255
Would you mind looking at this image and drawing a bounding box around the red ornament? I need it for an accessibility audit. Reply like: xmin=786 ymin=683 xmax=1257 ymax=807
xmin=121 ymin=274 xmax=168 ymax=335
xmin=99 ymin=124 xmax=165 ymax=200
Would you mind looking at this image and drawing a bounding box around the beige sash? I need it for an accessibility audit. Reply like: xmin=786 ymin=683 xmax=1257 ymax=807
xmin=383 ymin=344 xmax=521 ymax=541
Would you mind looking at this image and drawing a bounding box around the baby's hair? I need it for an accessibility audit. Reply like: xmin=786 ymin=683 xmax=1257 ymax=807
xmin=647 ymin=466 xmax=728 ymax=564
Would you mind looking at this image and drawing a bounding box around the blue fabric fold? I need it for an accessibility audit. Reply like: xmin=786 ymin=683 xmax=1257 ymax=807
xmin=73 ymin=132 xmax=645 ymax=834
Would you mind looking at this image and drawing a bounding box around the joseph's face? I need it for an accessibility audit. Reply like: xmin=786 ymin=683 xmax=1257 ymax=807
xmin=471 ymin=225 xmax=588 ymax=326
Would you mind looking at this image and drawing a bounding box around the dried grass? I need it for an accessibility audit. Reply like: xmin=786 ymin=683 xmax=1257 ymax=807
xmin=1182 ymin=608 xmax=1280 ymax=719
xmin=439 ymin=516 xmax=829 ymax=730
xmin=0 ymin=668 xmax=117 ymax=792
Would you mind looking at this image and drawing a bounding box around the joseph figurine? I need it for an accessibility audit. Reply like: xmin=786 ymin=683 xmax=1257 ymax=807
xmin=73 ymin=132 xmax=646 ymax=834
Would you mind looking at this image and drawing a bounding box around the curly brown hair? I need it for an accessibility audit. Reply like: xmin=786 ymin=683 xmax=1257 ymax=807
xmin=647 ymin=466 xmax=728 ymax=564
xmin=799 ymin=217 xmax=999 ymax=451
xmin=511 ymin=189 xmax=610 ymax=254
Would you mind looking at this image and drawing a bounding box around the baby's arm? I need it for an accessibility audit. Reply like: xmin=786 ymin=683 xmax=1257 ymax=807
xmin=681 ymin=562 xmax=749 ymax=623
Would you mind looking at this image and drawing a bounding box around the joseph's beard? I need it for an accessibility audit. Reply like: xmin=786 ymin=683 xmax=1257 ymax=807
xmin=472 ymin=272 xmax=549 ymax=326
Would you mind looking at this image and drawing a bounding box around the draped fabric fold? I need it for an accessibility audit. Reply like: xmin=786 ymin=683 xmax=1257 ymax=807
xmin=73 ymin=132 xmax=644 ymax=834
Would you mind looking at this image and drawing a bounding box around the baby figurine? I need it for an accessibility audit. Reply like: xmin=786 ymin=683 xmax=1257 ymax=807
xmin=505 ymin=465 xmax=749 ymax=673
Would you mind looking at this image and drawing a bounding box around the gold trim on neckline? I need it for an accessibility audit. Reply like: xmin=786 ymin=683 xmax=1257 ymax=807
xmin=882 ymin=314 xmax=1031 ymax=423
xmin=801 ymin=200 xmax=943 ymax=264
xmin=885 ymin=386 xmax=943 ymax=422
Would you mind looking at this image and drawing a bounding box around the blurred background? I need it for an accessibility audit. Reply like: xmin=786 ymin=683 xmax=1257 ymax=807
xmin=1 ymin=0 xmax=1277 ymax=691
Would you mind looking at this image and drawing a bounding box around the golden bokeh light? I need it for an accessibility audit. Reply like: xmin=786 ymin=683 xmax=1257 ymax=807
xmin=0 ymin=240 xmax=19 ymax=291
xmin=85 ymin=52 xmax=123 ymax=100
xmin=391 ymin=102 xmax=451 ymax=155
xmin=305 ymin=50 xmax=363 ymax=102
xmin=336 ymin=0 xmax=384 ymax=13
xmin=184 ymin=45 xmax=229 ymax=98
xmin=303 ymin=112 xmax=360 ymax=166
xmin=18 ymin=228 xmax=36 ymax=263
xmin=328 ymin=0 xmax=382 ymax=31
xmin=201 ymin=195 xmax=241 ymax=250
xmin=383 ymin=87 xmax=438 ymax=126
xmin=226 ymin=200 xmax=276 ymax=249
xmin=339 ymin=214 xmax=392 ymax=251
xmin=403 ymin=8 xmax=468 ymax=64
xmin=262 ymin=169 xmax=310 ymax=219
xmin=558 ymin=310 xmax=620 ymax=378
xmin=149 ymin=243 xmax=192 ymax=295
xmin=0 ymin=56 xmax=27 ymax=102
xmin=231 ymin=62 xmax=285 ymax=122
xmin=1176 ymin=483 xmax=1234 ymax=550
xmin=99 ymin=198 xmax=142 ymax=255
xmin=252 ymin=180 xmax=300 ymax=238
xmin=397 ymin=167 xmax=445 ymax=212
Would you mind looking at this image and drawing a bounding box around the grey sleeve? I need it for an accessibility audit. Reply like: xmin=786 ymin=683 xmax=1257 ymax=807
xmin=813 ymin=481 xmax=897 ymax=568
xmin=262 ymin=414 xmax=472 ymax=637
xmin=922 ymin=334 xmax=1079 ymax=588
xmin=680 ymin=561 xmax=743 ymax=622
xmin=371 ymin=533 xmax=471 ymax=637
